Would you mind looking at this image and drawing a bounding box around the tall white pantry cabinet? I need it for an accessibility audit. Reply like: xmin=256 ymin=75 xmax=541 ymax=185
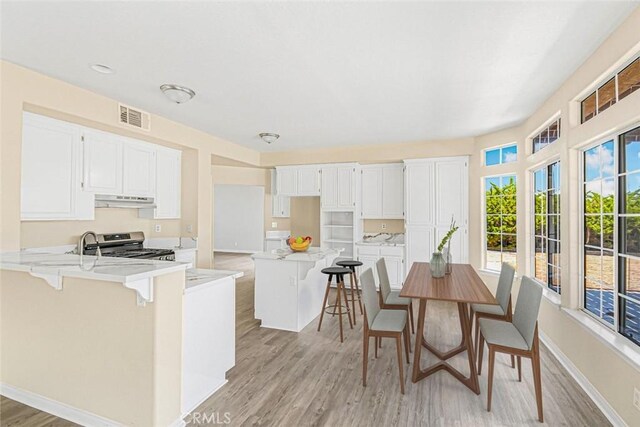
xmin=404 ymin=157 xmax=469 ymax=277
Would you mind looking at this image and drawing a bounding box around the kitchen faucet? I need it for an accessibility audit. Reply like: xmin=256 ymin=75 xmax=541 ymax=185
xmin=78 ymin=231 xmax=101 ymax=264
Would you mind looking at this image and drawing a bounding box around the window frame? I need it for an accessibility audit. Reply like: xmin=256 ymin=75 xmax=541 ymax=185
xmin=482 ymin=173 xmax=517 ymax=272
xmin=580 ymin=54 xmax=640 ymax=124
xmin=580 ymin=123 xmax=640 ymax=346
xmin=484 ymin=143 xmax=518 ymax=167
xmin=530 ymin=159 xmax=561 ymax=293
xmin=531 ymin=117 xmax=562 ymax=154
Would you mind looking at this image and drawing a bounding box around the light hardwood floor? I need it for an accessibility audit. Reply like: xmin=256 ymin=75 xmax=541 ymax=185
xmin=1 ymin=253 xmax=611 ymax=426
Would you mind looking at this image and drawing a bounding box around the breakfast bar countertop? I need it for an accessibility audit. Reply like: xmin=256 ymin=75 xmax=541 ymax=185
xmin=251 ymin=247 xmax=342 ymax=262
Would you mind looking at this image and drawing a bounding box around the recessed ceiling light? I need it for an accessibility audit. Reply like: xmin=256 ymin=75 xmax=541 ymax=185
xmin=90 ymin=64 xmax=115 ymax=74
xmin=160 ymin=84 xmax=196 ymax=104
xmin=259 ymin=133 xmax=280 ymax=144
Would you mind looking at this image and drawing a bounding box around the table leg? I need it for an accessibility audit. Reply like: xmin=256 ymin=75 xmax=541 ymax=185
xmin=411 ymin=298 xmax=427 ymax=382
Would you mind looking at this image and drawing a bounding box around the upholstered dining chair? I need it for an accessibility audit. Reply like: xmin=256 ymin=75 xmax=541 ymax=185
xmin=360 ymin=268 xmax=410 ymax=394
xmin=376 ymin=258 xmax=415 ymax=334
xmin=470 ymin=262 xmax=516 ymax=365
xmin=477 ymin=276 xmax=544 ymax=423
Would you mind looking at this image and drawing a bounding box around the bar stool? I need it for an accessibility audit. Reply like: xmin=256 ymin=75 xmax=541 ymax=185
xmin=336 ymin=260 xmax=364 ymax=324
xmin=317 ymin=266 xmax=354 ymax=342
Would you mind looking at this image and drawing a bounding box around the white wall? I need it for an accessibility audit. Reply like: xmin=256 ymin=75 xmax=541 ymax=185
xmin=213 ymin=184 xmax=264 ymax=253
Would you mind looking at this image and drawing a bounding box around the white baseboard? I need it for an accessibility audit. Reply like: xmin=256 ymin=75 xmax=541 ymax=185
xmin=539 ymin=332 xmax=628 ymax=427
xmin=0 ymin=383 xmax=123 ymax=426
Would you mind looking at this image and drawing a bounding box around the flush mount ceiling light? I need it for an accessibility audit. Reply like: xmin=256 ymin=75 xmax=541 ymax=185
xmin=259 ymin=133 xmax=280 ymax=144
xmin=90 ymin=63 xmax=115 ymax=74
xmin=160 ymin=84 xmax=196 ymax=104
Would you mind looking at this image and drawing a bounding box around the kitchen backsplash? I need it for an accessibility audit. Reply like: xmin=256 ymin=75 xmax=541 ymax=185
xmin=363 ymin=219 xmax=405 ymax=234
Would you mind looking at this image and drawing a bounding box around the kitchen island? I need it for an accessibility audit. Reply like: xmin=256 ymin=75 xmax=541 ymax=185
xmin=0 ymin=251 xmax=240 ymax=427
xmin=252 ymin=247 xmax=342 ymax=332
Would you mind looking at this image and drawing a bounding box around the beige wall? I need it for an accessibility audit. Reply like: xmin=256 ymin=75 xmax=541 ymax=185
xmin=0 ymin=270 xmax=184 ymax=426
xmin=290 ymin=197 xmax=321 ymax=245
xmin=1 ymin=61 xmax=261 ymax=267
xmin=468 ymin=8 xmax=640 ymax=425
xmin=363 ymin=219 xmax=405 ymax=234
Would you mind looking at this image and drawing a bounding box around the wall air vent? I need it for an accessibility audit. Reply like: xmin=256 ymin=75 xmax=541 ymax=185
xmin=118 ymin=104 xmax=150 ymax=131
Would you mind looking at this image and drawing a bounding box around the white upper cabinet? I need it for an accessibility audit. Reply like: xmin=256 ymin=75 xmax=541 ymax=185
xmin=270 ymin=170 xmax=290 ymax=218
xmin=82 ymin=129 xmax=123 ymax=194
xmin=361 ymin=164 xmax=404 ymax=219
xmin=153 ymin=148 xmax=182 ymax=219
xmin=21 ymin=113 xmax=94 ymax=220
xmin=405 ymin=161 xmax=433 ymax=225
xmin=361 ymin=167 xmax=383 ymax=218
xmin=275 ymin=167 xmax=297 ymax=196
xmin=122 ymin=141 xmax=156 ymax=197
xmin=321 ymin=165 xmax=356 ymax=210
xmin=434 ymin=159 xmax=467 ymax=229
xmin=297 ymin=166 xmax=321 ymax=196
xmin=382 ymin=164 xmax=404 ymax=218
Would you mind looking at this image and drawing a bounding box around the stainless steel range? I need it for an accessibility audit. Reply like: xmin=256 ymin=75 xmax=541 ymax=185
xmin=83 ymin=231 xmax=175 ymax=261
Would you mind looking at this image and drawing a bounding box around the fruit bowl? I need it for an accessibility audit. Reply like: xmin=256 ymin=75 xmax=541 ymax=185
xmin=287 ymin=236 xmax=312 ymax=252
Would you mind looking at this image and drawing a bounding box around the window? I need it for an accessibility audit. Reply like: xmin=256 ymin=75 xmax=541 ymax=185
xmin=484 ymin=175 xmax=517 ymax=271
xmin=581 ymin=55 xmax=640 ymax=123
xmin=533 ymin=162 xmax=561 ymax=293
xmin=485 ymin=144 xmax=518 ymax=166
xmin=532 ymin=118 xmax=561 ymax=153
xmin=582 ymin=125 xmax=640 ymax=346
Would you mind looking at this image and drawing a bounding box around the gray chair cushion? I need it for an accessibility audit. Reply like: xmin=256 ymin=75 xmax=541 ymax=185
xmin=385 ymin=291 xmax=411 ymax=306
xmin=471 ymin=303 xmax=505 ymax=317
xmin=478 ymin=318 xmax=528 ymax=350
xmin=360 ymin=268 xmax=380 ymax=328
xmin=376 ymin=258 xmax=392 ymax=301
xmin=513 ymin=276 xmax=543 ymax=349
xmin=495 ymin=262 xmax=516 ymax=314
xmin=371 ymin=309 xmax=407 ymax=332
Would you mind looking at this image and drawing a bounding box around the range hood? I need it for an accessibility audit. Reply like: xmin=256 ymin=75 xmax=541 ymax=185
xmin=95 ymin=194 xmax=156 ymax=209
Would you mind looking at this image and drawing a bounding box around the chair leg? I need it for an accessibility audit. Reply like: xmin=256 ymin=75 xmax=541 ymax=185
xmin=487 ymin=347 xmax=495 ymax=412
xmin=349 ymin=272 xmax=357 ymax=325
xmin=353 ymin=269 xmax=364 ymax=314
xmin=408 ymin=301 xmax=415 ymax=334
xmin=379 ymin=336 xmax=382 ymax=349
xmin=532 ymin=349 xmax=544 ymax=422
xmin=375 ymin=337 xmax=379 ymax=358
xmin=336 ymin=281 xmax=344 ymax=343
xmin=341 ymin=278 xmax=354 ymax=329
xmin=510 ymin=355 xmax=515 ymax=369
xmin=403 ymin=324 xmax=410 ymax=364
xmin=517 ymin=356 xmax=522 ymax=382
xmin=317 ymin=279 xmax=332 ymax=332
xmin=477 ymin=332 xmax=485 ymax=375
xmin=363 ymin=332 xmax=369 ymax=387
xmin=395 ymin=335 xmax=405 ymax=395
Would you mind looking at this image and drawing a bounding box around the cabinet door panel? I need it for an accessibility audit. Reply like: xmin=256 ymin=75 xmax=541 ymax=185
xmin=297 ymin=167 xmax=320 ymax=196
xmin=123 ymin=142 xmax=156 ymax=197
xmin=405 ymin=163 xmax=433 ymax=225
xmin=434 ymin=160 xmax=467 ymax=228
xmin=21 ymin=115 xmax=83 ymax=219
xmin=405 ymin=226 xmax=433 ymax=277
xmin=361 ymin=167 xmax=382 ymax=218
xmin=337 ymin=167 xmax=354 ymax=208
xmin=277 ymin=168 xmax=297 ymax=196
xmin=155 ymin=149 xmax=181 ymax=218
xmin=321 ymin=167 xmax=337 ymax=208
xmin=83 ymin=130 xmax=122 ymax=194
xmin=382 ymin=165 xmax=404 ymax=218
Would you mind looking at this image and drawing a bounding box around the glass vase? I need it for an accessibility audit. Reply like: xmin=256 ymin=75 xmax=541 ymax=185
xmin=443 ymin=246 xmax=452 ymax=274
xmin=430 ymin=252 xmax=446 ymax=278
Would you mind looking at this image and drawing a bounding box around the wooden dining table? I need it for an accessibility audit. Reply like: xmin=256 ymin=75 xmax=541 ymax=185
xmin=399 ymin=262 xmax=497 ymax=394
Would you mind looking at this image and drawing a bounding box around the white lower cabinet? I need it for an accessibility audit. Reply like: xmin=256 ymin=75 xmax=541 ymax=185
xmin=356 ymin=245 xmax=404 ymax=289
xmin=21 ymin=113 xmax=94 ymax=220
xmin=182 ymin=274 xmax=236 ymax=414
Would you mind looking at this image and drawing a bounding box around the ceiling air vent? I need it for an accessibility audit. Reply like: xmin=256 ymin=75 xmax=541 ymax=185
xmin=118 ymin=104 xmax=150 ymax=131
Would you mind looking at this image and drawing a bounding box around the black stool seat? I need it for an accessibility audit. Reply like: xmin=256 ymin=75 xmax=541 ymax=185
xmin=337 ymin=260 xmax=363 ymax=268
xmin=322 ymin=267 xmax=352 ymax=275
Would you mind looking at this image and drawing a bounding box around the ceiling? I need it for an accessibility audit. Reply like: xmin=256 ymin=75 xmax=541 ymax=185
xmin=1 ymin=2 xmax=637 ymax=152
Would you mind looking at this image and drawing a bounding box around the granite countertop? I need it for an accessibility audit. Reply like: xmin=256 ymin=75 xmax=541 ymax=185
xmin=185 ymin=268 xmax=244 ymax=292
xmin=252 ymin=247 xmax=342 ymax=262
xmin=0 ymin=251 xmax=189 ymax=284
xmin=356 ymin=233 xmax=405 ymax=246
